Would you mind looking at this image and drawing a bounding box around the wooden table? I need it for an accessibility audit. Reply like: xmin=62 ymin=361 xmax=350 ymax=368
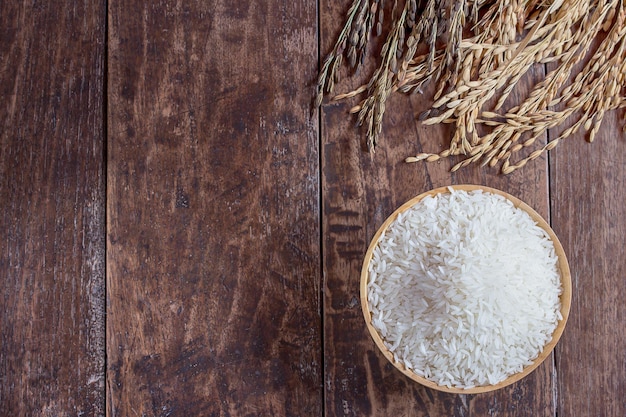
xmin=1 ymin=1 xmax=624 ymax=416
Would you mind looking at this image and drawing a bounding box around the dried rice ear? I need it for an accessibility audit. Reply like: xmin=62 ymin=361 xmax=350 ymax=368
xmin=320 ymin=0 xmax=626 ymax=174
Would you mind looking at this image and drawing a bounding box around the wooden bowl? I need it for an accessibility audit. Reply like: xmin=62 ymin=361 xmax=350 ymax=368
xmin=360 ymin=185 xmax=572 ymax=394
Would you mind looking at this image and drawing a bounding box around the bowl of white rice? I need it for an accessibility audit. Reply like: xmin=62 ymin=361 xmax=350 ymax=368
xmin=361 ymin=185 xmax=571 ymax=394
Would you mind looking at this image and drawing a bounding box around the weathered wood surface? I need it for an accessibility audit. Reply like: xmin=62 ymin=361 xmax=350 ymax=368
xmin=0 ymin=1 xmax=106 ymax=416
xmin=551 ymin=110 xmax=626 ymax=417
xmin=106 ymin=0 xmax=321 ymax=415
xmin=2 ymin=0 xmax=626 ymax=416
xmin=320 ymin=1 xmax=556 ymax=416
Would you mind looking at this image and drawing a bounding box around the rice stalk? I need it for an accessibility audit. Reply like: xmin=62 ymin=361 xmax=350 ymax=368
xmin=317 ymin=0 xmax=626 ymax=174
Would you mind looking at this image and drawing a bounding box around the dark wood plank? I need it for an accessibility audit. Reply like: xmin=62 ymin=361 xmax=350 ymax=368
xmin=550 ymin=112 xmax=626 ymax=417
xmin=320 ymin=2 xmax=554 ymax=415
xmin=0 ymin=1 xmax=106 ymax=415
xmin=106 ymin=1 xmax=321 ymax=415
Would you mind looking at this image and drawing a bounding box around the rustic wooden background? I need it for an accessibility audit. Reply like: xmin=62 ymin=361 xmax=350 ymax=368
xmin=1 ymin=0 xmax=624 ymax=416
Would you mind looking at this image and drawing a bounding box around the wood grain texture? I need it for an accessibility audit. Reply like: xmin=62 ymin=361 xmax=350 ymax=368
xmin=550 ymin=112 xmax=626 ymax=417
xmin=106 ymin=0 xmax=321 ymax=415
xmin=0 ymin=1 xmax=106 ymax=416
xmin=2 ymin=0 xmax=622 ymax=414
xmin=320 ymin=2 xmax=554 ymax=416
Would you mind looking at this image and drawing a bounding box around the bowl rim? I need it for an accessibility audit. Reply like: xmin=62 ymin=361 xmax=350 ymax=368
xmin=360 ymin=184 xmax=572 ymax=394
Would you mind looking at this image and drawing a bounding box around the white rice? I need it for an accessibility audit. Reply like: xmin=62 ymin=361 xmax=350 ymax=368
xmin=367 ymin=188 xmax=562 ymax=389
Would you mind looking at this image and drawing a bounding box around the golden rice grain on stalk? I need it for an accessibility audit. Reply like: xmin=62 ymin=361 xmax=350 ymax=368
xmin=317 ymin=0 xmax=626 ymax=174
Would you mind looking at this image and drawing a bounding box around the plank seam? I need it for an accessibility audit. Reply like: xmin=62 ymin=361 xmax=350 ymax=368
xmin=103 ymin=0 xmax=109 ymax=414
xmin=317 ymin=0 xmax=326 ymax=416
